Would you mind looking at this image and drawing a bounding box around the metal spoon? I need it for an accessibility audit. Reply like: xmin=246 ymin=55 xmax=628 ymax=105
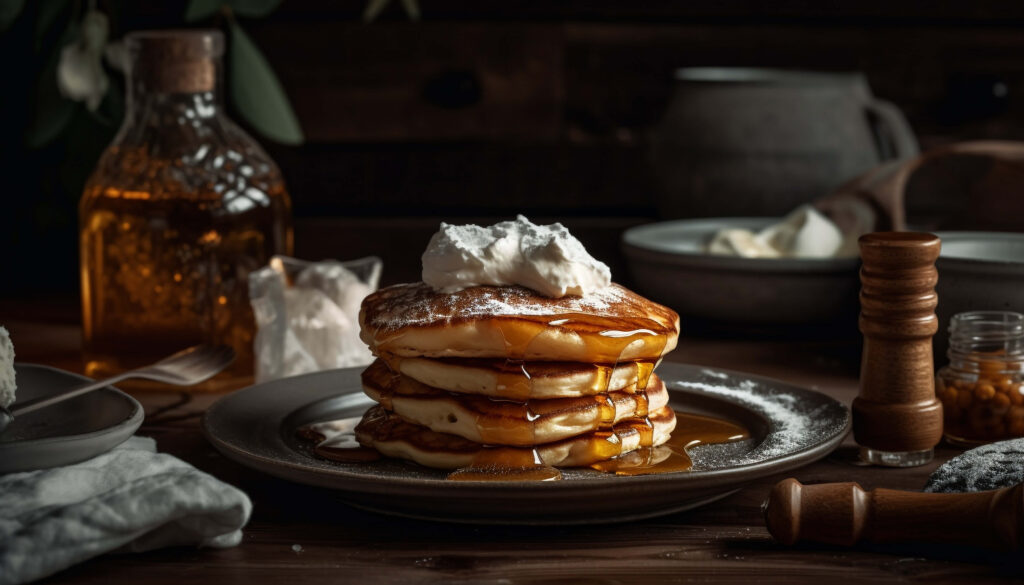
xmin=0 ymin=344 xmax=236 ymax=433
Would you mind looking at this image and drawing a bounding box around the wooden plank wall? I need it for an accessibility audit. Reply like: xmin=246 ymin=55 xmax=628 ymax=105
xmin=235 ymin=2 xmax=1024 ymax=282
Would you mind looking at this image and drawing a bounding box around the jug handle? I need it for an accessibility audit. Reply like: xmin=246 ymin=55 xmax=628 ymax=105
xmin=866 ymin=99 xmax=919 ymax=161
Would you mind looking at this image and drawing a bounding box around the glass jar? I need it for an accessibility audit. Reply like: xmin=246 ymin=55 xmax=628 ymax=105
xmin=935 ymin=311 xmax=1024 ymax=445
xmin=80 ymin=30 xmax=293 ymax=389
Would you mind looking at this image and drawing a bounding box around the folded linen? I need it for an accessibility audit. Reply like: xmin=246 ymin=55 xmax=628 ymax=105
xmin=0 ymin=436 xmax=251 ymax=585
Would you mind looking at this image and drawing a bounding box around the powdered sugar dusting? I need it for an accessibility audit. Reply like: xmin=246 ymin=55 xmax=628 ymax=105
xmin=671 ymin=373 xmax=847 ymax=466
xmin=924 ymin=438 xmax=1024 ymax=493
xmin=363 ymin=282 xmax=670 ymax=332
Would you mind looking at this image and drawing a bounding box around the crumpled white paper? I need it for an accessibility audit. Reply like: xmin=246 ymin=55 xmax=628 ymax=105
xmin=249 ymin=255 xmax=382 ymax=382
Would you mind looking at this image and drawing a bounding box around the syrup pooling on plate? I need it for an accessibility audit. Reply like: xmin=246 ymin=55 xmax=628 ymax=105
xmin=591 ymin=412 xmax=750 ymax=476
xmin=447 ymin=446 xmax=563 ymax=482
xmin=296 ymin=404 xmax=749 ymax=481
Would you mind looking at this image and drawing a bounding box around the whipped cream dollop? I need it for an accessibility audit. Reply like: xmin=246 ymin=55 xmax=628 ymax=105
xmin=422 ymin=215 xmax=612 ymax=298
xmin=706 ymin=205 xmax=847 ymax=259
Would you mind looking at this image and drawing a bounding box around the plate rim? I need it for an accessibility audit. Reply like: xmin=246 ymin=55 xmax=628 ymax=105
xmin=1 ymin=363 xmax=144 ymax=449
xmin=934 ymin=230 xmax=1024 ymax=271
xmin=203 ymin=363 xmax=851 ymax=492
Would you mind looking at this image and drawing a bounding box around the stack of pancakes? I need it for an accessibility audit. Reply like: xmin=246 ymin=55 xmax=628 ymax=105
xmin=355 ymin=282 xmax=680 ymax=472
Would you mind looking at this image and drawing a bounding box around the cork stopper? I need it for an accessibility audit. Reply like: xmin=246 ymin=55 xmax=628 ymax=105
xmin=126 ymin=30 xmax=223 ymax=93
xmin=853 ymin=232 xmax=943 ymax=463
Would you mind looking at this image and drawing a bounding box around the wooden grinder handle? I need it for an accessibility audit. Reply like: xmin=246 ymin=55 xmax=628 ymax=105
xmin=764 ymin=478 xmax=1024 ymax=551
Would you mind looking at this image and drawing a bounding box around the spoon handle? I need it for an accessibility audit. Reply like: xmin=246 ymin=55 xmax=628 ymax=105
xmin=764 ymin=478 xmax=1024 ymax=551
xmin=10 ymin=374 xmax=128 ymax=417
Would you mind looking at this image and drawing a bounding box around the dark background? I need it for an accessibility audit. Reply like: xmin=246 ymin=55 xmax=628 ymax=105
xmin=5 ymin=0 xmax=1024 ymax=297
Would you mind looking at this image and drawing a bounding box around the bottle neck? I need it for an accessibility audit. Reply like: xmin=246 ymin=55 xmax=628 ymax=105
xmin=119 ymin=59 xmax=225 ymax=150
xmin=125 ymin=84 xmax=222 ymax=125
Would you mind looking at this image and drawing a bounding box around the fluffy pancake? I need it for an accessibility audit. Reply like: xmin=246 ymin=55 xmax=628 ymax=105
xmin=379 ymin=355 xmax=658 ymax=399
xmin=359 ymin=283 xmax=679 ymax=362
xmin=362 ymin=362 xmax=669 ymax=446
xmin=355 ymin=404 xmax=677 ymax=470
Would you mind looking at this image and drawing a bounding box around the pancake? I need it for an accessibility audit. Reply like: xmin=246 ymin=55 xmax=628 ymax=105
xmin=379 ymin=355 xmax=658 ymax=399
xmin=354 ymin=404 xmax=677 ymax=470
xmin=362 ymin=362 xmax=669 ymax=446
xmin=359 ymin=283 xmax=679 ymax=362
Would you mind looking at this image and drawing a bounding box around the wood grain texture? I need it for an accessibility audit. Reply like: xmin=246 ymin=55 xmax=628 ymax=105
xmin=854 ymin=232 xmax=944 ymax=453
xmin=3 ymin=302 xmax=1019 ymax=583
xmin=766 ymin=479 xmax=1024 ymax=550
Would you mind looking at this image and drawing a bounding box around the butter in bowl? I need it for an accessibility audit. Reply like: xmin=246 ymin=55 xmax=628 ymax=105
xmin=621 ymin=206 xmax=867 ymax=328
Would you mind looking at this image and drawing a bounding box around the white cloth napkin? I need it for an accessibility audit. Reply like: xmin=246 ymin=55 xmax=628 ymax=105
xmin=0 ymin=436 xmax=252 ymax=585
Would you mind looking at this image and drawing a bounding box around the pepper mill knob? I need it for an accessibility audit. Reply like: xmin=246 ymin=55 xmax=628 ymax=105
xmin=854 ymin=232 xmax=943 ymax=466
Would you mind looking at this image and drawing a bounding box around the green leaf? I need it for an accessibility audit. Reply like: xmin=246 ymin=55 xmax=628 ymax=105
xmin=228 ymin=21 xmax=303 ymax=145
xmin=229 ymin=0 xmax=282 ymax=18
xmin=184 ymin=0 xmax=222 ymax=22
xmin=27 ymin=25 xmax=76 ymax=148
xmin=0 ymin=0 xmax=25 ymax=30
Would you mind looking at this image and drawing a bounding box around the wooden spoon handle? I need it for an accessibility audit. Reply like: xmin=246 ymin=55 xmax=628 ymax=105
xmin=764 ymin=478 xmax=1024 ymax=551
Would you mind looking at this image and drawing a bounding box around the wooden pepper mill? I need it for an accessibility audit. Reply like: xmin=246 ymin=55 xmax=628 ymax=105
xmin=764 ymin=478 xmax=1024 ymax=551
xmin=854 ymin=232 xmax=943 ymax=466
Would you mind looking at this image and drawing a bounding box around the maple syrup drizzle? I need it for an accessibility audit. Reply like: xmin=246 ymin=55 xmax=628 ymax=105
xmin=366 ymin=361 xmax=664 ymax=447
xmin=591 ymin=412 xmax=749 ymax=476
xmin=374 ymin=312 xmax=670 ymax=372
xmin=316 ymin=305 xmax=689 ymax=481
xmin=378 ymin=354 xmax=657 ymax=403
xmin=296 ymin=411 xmax=749 ymax=480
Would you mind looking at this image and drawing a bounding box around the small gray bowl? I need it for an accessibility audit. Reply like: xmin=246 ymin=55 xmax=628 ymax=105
xmin=621 ymin=218 xmax=860 ymax=326
xmin=934 ymin=231 xmax=1024 ymax=363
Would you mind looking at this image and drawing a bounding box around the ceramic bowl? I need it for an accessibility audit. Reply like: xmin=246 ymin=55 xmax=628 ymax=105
xmin=934 ymin=231 xmax=1024 ymax=362
xmin=621 ymin=218 xmax=860 ymax=326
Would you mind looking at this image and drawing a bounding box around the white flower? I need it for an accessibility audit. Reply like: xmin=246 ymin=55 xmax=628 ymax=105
xmin=57 ymin=10 xmax=109 ymax=111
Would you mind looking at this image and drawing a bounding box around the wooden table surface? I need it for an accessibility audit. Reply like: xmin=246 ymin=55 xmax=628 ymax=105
xmin=3 ymin=304 xmax=1022 ymax=585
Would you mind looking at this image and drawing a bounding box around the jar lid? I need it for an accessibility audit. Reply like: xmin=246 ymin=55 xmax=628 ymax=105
xmin=126 ymin=30 xmax=224 ymax=93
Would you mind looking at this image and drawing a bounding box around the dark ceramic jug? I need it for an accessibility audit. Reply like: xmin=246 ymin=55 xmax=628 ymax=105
xmin=650 ymin=68 xmax=917 ymax=219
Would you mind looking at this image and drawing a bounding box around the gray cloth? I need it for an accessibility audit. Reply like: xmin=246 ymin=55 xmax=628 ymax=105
xmin=0 ymin=436 xmax=252 ymax=585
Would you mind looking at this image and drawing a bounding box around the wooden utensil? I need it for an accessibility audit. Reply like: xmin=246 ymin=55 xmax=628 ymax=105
xmin=764 ymin=478 xmax=1024 ymax=551
xmin=854 ymin=232 xmax=944 ymax=466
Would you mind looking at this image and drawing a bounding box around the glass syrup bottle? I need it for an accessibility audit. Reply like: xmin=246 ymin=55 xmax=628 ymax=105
xmin=80 ymin=30 xmax=293 ymax=390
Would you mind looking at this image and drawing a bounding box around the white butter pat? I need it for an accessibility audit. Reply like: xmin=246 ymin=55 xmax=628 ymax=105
xmin=707 ymin=229 xmax=781 ymax=258
xmin=706 ymin=205 xmax=845 ymax=259
xmin=0 ymin=326 xmax=15 ymax=408
xmin=422 ymin=215 xmax=612 ymax=298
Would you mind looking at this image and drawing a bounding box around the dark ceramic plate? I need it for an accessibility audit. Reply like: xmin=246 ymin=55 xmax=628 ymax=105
xmin=203 ymin=362 xmax=850 ymax=524
xmin=0 ymin=364 xmax=144 ymax=473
